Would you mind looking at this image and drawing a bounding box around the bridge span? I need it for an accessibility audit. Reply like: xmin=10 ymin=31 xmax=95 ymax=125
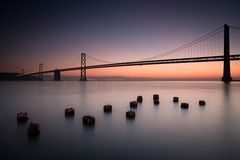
xmin=20 ymin=24 xmax=240 ymax=82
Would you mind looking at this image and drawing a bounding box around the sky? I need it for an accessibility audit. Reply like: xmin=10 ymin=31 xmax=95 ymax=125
xmin=0 ymin=0 xmax=240 ymax=79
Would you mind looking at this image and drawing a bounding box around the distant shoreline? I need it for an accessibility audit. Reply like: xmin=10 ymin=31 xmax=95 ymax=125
xmin=1 ymin=73 xmax=239 ymax=81
xmin=1 ymin=79 xmax=240 ymax=82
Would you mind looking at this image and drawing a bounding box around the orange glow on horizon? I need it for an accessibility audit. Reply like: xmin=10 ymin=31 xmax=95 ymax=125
xmin=59 ymin=61 xmax=240 ymax=79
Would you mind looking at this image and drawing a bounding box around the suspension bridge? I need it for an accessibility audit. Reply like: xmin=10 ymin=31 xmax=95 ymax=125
xmin=20 ymin=24 xmax=240 ymax=82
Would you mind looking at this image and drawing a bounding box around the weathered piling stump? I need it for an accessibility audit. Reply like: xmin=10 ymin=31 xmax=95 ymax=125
xmin=126 ymin=111 xmax=135 ymax=119
xmin=130 ymin=101 xmax=138 ymax=108
xmin=82 ymin=115 xmax=95 ymax=126
xmin=153 ymin=94 xmax=160 ymax=105
xmin=199 ymin=100 xmax=206 ymax=106
xmin=154 ymin=99 xmax=160 ymax=105
xmin=103 ymin=104 xmax=112 ymax=112
xmin=27 ymin=122 xmax=40 ymax=137
xmin=65 ymin=108 xmax=75 ymax=116
xmin=17 ymin=112 xmax=28 ymax=122
xmin=153 ymin=94 xmax=159 ymax=100
xmin=181 ymin=103 xmax=189 ymax=109
xmin=137 ymin=96 xmax=143 ymax=103
xmin=173 ymin=97 xmax=179 ymax=103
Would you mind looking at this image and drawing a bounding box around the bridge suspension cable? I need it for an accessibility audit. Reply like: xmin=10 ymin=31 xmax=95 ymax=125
xmin=230 ymin=25 xmax=240 ymax=55
xmin=138 ymin=26 xmax=224 ymax=61
xmin=58 ymin=54 xmax=81 ymax=69
xmin=230 ymin=26 xmax=240 ymax=30
xmin=86 ymin=54 xmax=116 ymax=64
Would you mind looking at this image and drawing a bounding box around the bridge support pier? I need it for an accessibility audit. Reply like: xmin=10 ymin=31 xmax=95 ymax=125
xmin=80 ymin=53 xmax=87 ymax=81
xmin=222 ymin=24 xmax=232 ymax=83
xmin=54 ymin=69 xmax=61 ymax=81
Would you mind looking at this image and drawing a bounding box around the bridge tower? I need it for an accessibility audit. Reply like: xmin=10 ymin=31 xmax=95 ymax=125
xmin=54 ymin=69 xmax=61 ymax=81
xmin=80 ymin=53 xmax=87 ymax=81
xmin=39 ymin=63 xmax=43 ymax=81
xmin=222 ymin=24 xmax=232 ymax=82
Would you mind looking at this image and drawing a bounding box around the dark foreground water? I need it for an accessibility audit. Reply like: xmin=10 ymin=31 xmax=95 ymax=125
xmin=0 ymin=81 xmax=240 ymax=160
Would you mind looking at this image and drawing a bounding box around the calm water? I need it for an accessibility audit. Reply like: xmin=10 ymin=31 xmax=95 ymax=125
xmin=0 ymin=81 xmax=240 ymax=160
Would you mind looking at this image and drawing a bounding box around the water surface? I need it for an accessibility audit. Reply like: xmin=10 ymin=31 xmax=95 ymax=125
xmin=0 ymin=81 xmax=240 ymax=160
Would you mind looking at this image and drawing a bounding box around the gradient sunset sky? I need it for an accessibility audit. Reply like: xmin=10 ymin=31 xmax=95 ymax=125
xmin=1 ymin=0 xmax=240 ymax=79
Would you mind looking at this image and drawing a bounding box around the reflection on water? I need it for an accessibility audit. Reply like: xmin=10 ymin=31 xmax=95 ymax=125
xmin=103 ymin=112 xmax=112 ymax=120
xmin=0 ymin=81 xmax=240 ymax=160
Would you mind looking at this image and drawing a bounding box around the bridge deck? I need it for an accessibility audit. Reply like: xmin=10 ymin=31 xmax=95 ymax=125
xmin=22 ymin=54 xmax=240 ymax=76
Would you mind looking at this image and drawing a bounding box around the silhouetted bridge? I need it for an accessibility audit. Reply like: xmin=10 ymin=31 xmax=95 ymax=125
xmin=21 ymin=24 xmax=240 ymax=82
